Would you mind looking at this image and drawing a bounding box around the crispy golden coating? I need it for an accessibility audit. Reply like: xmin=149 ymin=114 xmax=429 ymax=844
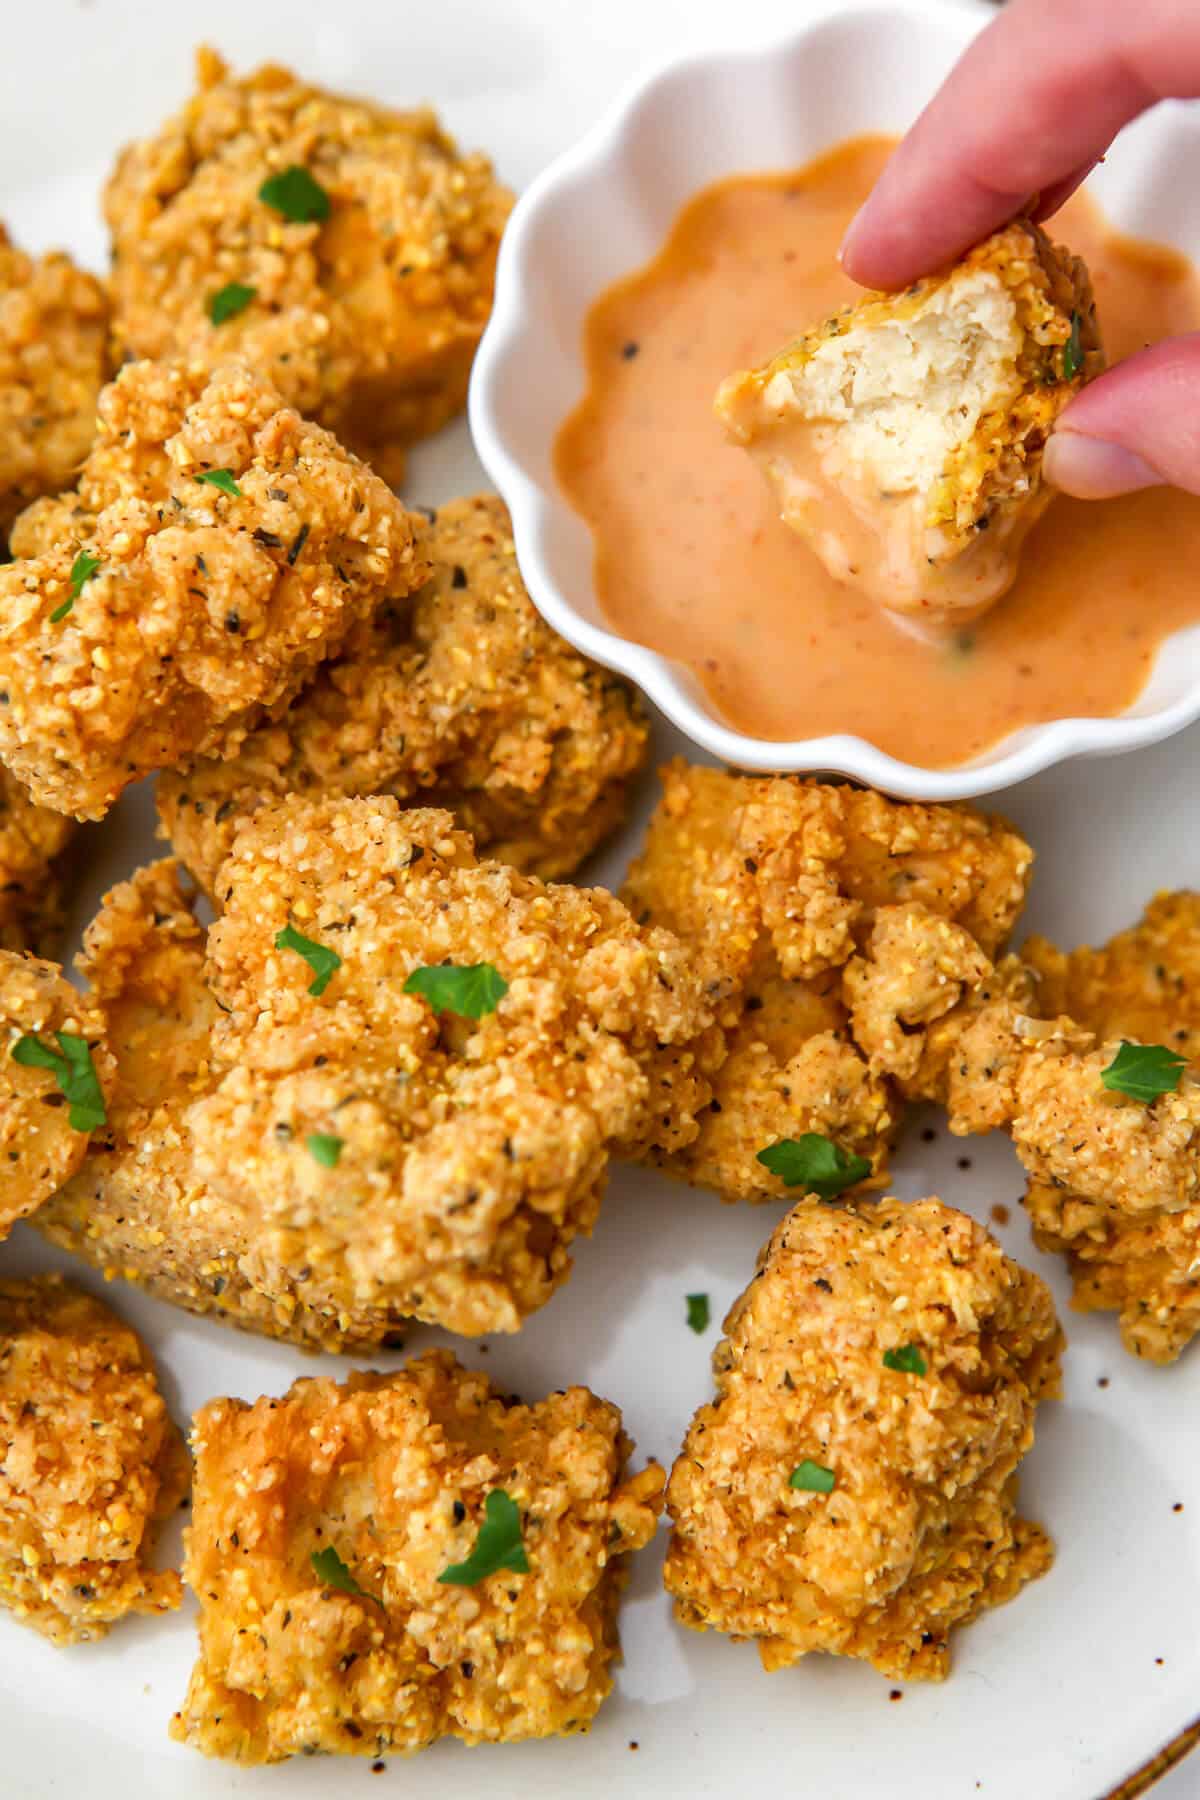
xmin=0 ymin=769 xmax=77 ymax=955
xmin=845 ymin=897 xmax=1200 ymax=1363
xmin=620 ymin=761 xmax=1031 ymax=1200
xmin=717 ymin=221 xmax=1102 ymax=621
xmin=104 ymin=48 xmax=513 ymax=483
xmin=845 ymin=898 xmax=1200 ymax=1198
xmin=0 ymin=358 xmax=425 ymax=820
xmin=157 ymin=495 xmax=649 ymax=891
xmin=664 ymin=1199 xmax=1061 ymax=1681
xmin=843 ymin=901 xmax=1039 ymax=1132
xmin=171 ymin=1351 xmax=663 ymax=1764
xmin=0 ymin=951 xmax=113 ymax=1238
xmin=38 ymin=797 xmax=719 ymax=1347
xmin=0 ymin=227 xmax=108 ymax=540
xmin=0 ymin=1273 xmax=186 ymax=1643
xmin=1023 ymin=893 xmax=1200 ymax=1362
xmin=1023 ymin=891 xmax=1200 ymax=1062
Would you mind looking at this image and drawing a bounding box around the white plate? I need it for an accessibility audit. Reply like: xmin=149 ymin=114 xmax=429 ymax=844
xmin=2 ymin=4 xmax=1199 ymax=1798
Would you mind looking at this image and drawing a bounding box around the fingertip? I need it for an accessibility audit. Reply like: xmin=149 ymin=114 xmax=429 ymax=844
xmin=1043 ymin=430 xmax=1162 ymax=501
xmin=836 ymin=205 xmax=866 ymax=272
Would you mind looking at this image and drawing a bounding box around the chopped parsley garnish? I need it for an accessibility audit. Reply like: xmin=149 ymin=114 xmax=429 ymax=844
xmin=194 ymin=469 xmax=242 ymax=499
xmin=438 ymin=1489 xmax=529 ymax=1587
xmin=274 ymin=924 xmax=342 ymax=997
xmin=883 ymin=1344 xmax=927 ymax=1376
xmin=51 ymin=550 xmax=102 ymax=622
xmin=686 ymin=1293 xmax=710 ymax=1334
xmin=404 ymin=962 xmax=508 ymax=1020
xmin=1063 ymin=311 xmax=1084 ymax=381
xmin=310 ymin=1545 xmax=376 ymax=1602
xmin=259 ymin=165 xmax=331 ymax=224
xmin=207 ymin=281 xmax=257 ymax=325
xmin=11 ymin=1032 xmax=106 ymax=1132
xmin=756 ymin=1133 xmax=871 ymax=1199
xmin=789 ymin=1460 xmax=836 ymax=1495
xmin=1101 ymin=1040 xmax=1187 ymax=1104
xmin=307 ymin=1132 xmax=343 ymax=1169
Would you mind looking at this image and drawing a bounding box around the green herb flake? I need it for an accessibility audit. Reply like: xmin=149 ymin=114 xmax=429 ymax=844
xmin=789 ymin=1459 xmax=836 ymax=1495
xmin=274 ymin=924 xmax=342 ymax=997
xmin=207 ymin=281 xmax=257 ymax=325
xmin=307 ymin=1132 xmax=343 ymax=1169
xmin=11 ymin=1032 xmax=106 ymax=1133
xmin=404 ymin=962 xmax=508 ymax=1020
xmin=756 ymin=1133 xmax=871 ymax=1199
xmin=1063 ymin=311 xmax=1084 ymax=381
xmin=310 ymin=1544 xmax=376 ymax=1603
xmin=883 ymin=1344 xmax=927 ymax=1377
xmin=438 ymin=1489 xmax=529 ymax=1587
xmin=1101 ymin=1040 xmax=1188 ymax=1104
xmin=686 ymin=1293 xmax=710 ymax=1334
xmin=52 ymin=550 xmax=102 ymax=622
xmin=194 ymin=469 xmax=242 ymax=499
xmin=258 ymin=165 xmax=331 ymax=224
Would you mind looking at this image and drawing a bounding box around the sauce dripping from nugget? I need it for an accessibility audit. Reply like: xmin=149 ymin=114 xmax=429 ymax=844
xmin=555 ymin=136 xmax=1200 ymax=767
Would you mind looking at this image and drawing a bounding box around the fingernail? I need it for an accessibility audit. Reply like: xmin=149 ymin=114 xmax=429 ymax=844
xmin=1043 ymin=432 xmax=1161 ymax=500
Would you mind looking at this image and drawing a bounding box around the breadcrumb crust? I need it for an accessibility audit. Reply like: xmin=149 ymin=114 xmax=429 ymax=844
xmin=157 ymin=495 xmax=649 ymax=892
xmin=105 ymin=48 xmax=513 ymax=481
xmin=0 ymin=359 xmax=427 ymax=819
xmin=664 ymin=1199 xmax=1060 ymax=1680
xmin=0 ymin=1273 xmax=186 ymax=1644
xmin=171 ymin=1351 xmax=662 ymax=1763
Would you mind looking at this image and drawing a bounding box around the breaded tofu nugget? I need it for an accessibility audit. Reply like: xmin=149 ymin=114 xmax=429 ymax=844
xmin=0 ymin=769 xmax=78 ymax=956
xmin=716 ymin=222 xmax=1102 ymax=622
xmin=0 ymin=951 xmax=112 ymax=1237
xmin=157 ymin=495 xmax=649 ymax=892
xmin=0 ymin=359 xmax=426 ymax=820
xmin=1024 ymin=891 xmax=1200 ymax=1061
xmin=1022 ymin=894 xmax=1200 ymax=1362
xmin=0 ymin=227 xmax=108 ymax=540
xmin=105 ymin=48 xmax=513 ymax=485
xmin=664 ymin=1199 xmax=1061 ymax=1680
xmin=171 ymin=1351 xmax=663 ymax=1763
xmin=845 ymin=896 xmax=1200 ymax=1161
xmin=38 ymin=797 xmax=719 ymax=1347
xmin=844 ymin=900 xmax=1040 ymax=1132
xmin=620 ymin=761 xmax=1031 ymax=1201
xmin=0 ymin=1273 xmax=186 ymax=1643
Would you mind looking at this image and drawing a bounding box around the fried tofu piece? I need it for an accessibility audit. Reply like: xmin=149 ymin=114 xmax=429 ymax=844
xmin=0 ymin=360 xmax=426 ymax=820
xmin=620 ymin=761 xmax=1031 ymax=1200
xmin=717 ymin=221 xmax=1102 ymax=622
xmin=104 ymin=48 xmax=513 ymax=484
xmin=171 ymin=1351 xmax=663 ymax=1763
xmin=0 ymin=1273 xmax=186 ymax=1643
xmin=38 ymin=797 xmax=719 ymax=1347
xmin=1022 ymin=893 xmax=1200 ymax=1362
xmin=843 ymin=901 xmax=1040 ymax=1132
xmin=0 ymin=228 xmax=108 ymax=541
xmin=664 ymin=1199 xmax=1061 ymax=1681
xmin=1023 ymin=891 xmax=1200 ymax=1061
xmin=0 ymin=769 xmax=77 ymax=956
xmin=0 ymin=951 xmax=113 ymax=1238
xmin=845 ymin=896 xmax=1200 ymax=1180
xmin=157 ymin=495 xmax=649 ymax=892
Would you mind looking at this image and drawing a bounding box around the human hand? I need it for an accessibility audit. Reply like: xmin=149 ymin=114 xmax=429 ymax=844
xmin=839 ymin=0 xmax=1200 ymax=499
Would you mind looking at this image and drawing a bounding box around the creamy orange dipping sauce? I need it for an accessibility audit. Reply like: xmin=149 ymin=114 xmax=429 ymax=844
xmin=555 ymin=136 xmax=1200 ymax=766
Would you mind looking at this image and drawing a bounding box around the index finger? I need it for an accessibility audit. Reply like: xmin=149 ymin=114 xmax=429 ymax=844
xmin=839 ymin=0 xmax=1200 ymax=290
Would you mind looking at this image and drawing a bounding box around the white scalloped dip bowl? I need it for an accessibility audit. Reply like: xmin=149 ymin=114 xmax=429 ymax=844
xmin=470 ymin=0 xmax=1200 ymax=800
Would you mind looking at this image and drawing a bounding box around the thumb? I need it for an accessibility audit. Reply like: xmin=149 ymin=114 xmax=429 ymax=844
xmin=1044 ymin=334 xmax=1200 ymax=499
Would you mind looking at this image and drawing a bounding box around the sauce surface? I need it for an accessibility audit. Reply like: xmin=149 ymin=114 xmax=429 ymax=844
xmin=555 ymin=137 xmax=1200 ymax=766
